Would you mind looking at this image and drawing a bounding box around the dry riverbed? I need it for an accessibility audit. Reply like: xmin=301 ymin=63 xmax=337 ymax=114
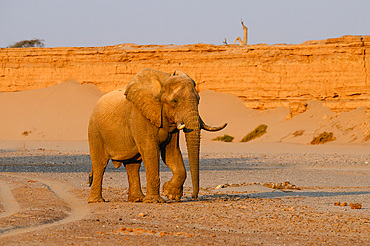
xmin=0 ymin=149 xmax=369 ymax=245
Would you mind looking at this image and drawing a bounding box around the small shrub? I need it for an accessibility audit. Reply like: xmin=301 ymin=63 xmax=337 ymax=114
xmin=8 ymin=38 xmax=45 ymax=48
xmin=212 ymin=134 xmax=234 ymax=142
xmin=310 ymin=132 xmax=336 ymax=145
xmin=293 ymin=130 xmax=305 ymax=137
xmin=241 ymin=124 xmax=268 ymax=142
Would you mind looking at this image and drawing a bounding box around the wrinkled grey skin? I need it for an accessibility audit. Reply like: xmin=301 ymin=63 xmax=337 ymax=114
xmin=88 ymin=68 xmax=226 ymax=203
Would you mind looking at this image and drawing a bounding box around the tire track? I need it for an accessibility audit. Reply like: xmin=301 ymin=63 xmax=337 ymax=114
xmin=0 ymin=174 xmax=89 ymax=238
xmin=0 ymin=180 xmax=20 ymax=218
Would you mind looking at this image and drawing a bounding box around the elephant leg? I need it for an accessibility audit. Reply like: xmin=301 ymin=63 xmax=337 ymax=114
xmin=140 ymin=147 xmax=165 ymax=203
xmin=161 ymin=132 xmax=186 ymax=201
xmin=88 ymin=133 xmax=109 ymax=203
xmin=125 ymin=162 xmax=145 ymax=202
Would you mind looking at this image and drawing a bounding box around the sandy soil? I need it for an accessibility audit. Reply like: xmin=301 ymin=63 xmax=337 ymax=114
xmin=0 ymin=144 xmax=369 ymax=246
xmin=0 ymin=81 xmax=369 ymax=245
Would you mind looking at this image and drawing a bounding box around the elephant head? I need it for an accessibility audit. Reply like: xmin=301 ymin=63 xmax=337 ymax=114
xmin=124 ymin=68 xmax=226 ymax=199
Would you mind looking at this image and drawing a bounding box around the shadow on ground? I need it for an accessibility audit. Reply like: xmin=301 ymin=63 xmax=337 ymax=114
xmin=199 ymin=190 xmax=370 ymax=201
xmin=0 ymin=156 xmax=268 ymax=173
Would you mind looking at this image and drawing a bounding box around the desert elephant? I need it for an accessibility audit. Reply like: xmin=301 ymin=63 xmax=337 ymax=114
xmin=88 ymin=68 xmax=226 ymax=203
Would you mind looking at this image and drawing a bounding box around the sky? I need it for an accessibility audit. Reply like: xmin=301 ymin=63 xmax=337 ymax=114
xmin=1 ymin=0 xmax=370 ymax=48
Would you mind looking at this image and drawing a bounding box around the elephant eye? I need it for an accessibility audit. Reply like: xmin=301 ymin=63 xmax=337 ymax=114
xmin=173 ymin=98 xmax=178 ymax=103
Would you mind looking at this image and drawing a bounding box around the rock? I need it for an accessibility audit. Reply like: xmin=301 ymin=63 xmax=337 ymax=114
xmin=215 ymin=184 xmax=227 ymax=189
xmin=349 ymin=203 xmax=362 ymax=209
xmin=1 ymin=35 xmax=369 ymax=116
xmin=138 ymin=213 xmax=147 ymax=217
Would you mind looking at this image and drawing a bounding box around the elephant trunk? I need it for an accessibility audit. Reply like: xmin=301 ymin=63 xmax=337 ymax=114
xmin=183 ymin=106 xmax=201 ymax=199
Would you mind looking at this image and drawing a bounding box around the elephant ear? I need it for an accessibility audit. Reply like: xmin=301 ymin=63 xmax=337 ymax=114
xmin=125 ymin=68 xmax=171 ymax=128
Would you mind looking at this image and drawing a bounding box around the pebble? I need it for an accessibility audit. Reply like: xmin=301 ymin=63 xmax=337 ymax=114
xmin=138 ymin=213 xmax=148 ymax=217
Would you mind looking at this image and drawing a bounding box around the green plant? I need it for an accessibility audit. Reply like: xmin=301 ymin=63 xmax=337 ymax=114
xmin=310 ymin=132 xmax=336 ymax=145
xmin=241 ymin=124 xmax=268 ymax=142
xmin=8 ymin=38 xmax=45 ymax=48
xmin=212 ymin=134 xmax=234 ymax=142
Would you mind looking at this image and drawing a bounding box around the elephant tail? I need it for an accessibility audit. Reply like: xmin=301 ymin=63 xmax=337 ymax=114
xmin=89 ymin=173 xmax=93 ymax=187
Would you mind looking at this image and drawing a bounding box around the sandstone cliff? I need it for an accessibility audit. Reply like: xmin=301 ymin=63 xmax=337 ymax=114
xmin=1 ymin=35 xmax=369 ymax=115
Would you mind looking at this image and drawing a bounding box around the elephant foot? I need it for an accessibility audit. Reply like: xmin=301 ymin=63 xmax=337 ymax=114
xmin=142 ymin=195 xmax=166 ymax=203
xmin=128 ymin=193 xmax=145 ymax=202
xmin=88 ymin=196 xmax=106 ymax=204
xmin=163 ymin=181 xmax=183 ymax=202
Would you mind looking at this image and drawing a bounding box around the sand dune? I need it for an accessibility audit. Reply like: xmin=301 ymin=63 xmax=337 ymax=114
xmin=262 ymin=102 xmax=369 ymax=144
xmin=200 ymin=90 xmax=369 ymax=145
xmin=0 ymin=81 xmax=368 ymax=146
xmin=199 ymin=90 xmax=289 ymax=142
xmin=0 ymin=80 xmax=103 ymax=141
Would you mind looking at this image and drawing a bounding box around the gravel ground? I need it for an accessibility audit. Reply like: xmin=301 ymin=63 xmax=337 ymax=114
xmin=0 ymin=148 xmax=369 ymax=245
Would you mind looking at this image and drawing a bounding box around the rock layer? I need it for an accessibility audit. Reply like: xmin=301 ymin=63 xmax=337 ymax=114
xmin=1 ymin=35 xmax=369 ymax=115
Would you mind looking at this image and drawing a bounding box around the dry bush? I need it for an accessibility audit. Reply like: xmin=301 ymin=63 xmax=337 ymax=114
xmin=212 ymin=134 xmax=234 ymax=142
xmin=310 ymin=132 xmax=336 ymax=145
xmin=241 ymin=124 xmax=267 ymax=142
xmin=293 ymin=130 xmax=305 ymax=137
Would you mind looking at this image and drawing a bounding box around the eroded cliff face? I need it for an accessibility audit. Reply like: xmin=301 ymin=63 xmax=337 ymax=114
xmin=1 ymin=35 xmax=369 ymax=115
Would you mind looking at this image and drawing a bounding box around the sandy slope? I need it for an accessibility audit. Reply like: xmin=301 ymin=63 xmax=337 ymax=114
xmin=0 ymin=81 xmax=368 ymax=149
xmin=199 ymin=90 xmax=370 ymax=145
xmin=0 ymin=80 xmax=103 ymax=141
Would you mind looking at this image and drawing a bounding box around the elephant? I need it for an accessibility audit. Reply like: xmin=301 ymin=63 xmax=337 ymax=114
xmin=88 ymin=68 xmax=226 ymax=203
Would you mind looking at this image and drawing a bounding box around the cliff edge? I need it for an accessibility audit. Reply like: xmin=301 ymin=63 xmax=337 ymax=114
xmin=1 ymin=35 xmax=369 ymax=116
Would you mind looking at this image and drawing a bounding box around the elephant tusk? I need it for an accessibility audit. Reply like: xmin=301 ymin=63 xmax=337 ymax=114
xmin=199 ymin=117 xmax=227 ymax=132
xmin=176 ymin=122 xmax=186 ymax=130
xmin=202 ymin=122 xmax=228 ymax=132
